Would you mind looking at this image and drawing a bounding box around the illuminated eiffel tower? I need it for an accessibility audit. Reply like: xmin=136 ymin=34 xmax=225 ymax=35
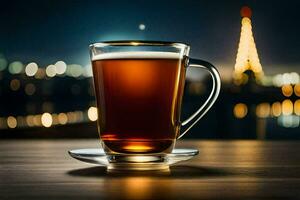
xmin=233 ymin=6 xmax=264 ymax=85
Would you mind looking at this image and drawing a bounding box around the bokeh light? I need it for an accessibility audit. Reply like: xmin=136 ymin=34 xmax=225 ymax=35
xmin=24 ymin=83 xmax=36 ymax=95
xmin=294 ymin=100 xmax=300 ymax=116
xmin=233 ymin=103 xmax=248 ymax=119
xmin=290 ymin=72 xmax=300 ymax=84
xmin=51 ymin=114 xmax=59 ymax=125
xmin=282 ymin=99 xmax=293 ymax=115
xmin=278 ymin=115 xmax=300 ymax=128
xmin=34 ymin=68 xmax=46 ymax=79
xmin=67 ymin=112 xmax=77 ymax=123
xmin=46 ymin=65 xmax=56 ymax=77
xmin=7 ymin=116 xmax=17 ymax=128
xmin=26 ymin=115 xmax=35 ymax=127
xmin=271 ymin=102 xmax=282 ymax=117
xmin=10 ymin=79 xmax=21 ymax=91
xmin=88 ymin=107 xmax=98 ymax=121
xmin=256 ymin=103 xmax=270 ymax=118
xmin=83 ymin=65 xmax=93 ymax=77
xmin=282 ymin=84 xmax=293 ymax=97
xmin=33 ymin=115 xmax=42 ymax=126
xmin=67 ymin=64 xmax=83 ymax=77
xmin=41 ymin=113 xmax=53 ymax=127
xmin=58 ymin=113 xmax=68 ymax=125
xmin=25 ymin=62 xmax=38 ymax=76
xmin=8 ymin=61 xmax=23 ymax=74
xmin=55 ymin=61 xmax=67 ymax=75
xmin=294 ymin=84 xmax=300 ymax=97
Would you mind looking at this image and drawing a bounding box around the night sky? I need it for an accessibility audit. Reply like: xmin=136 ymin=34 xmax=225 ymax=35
xmin=0 ymin=0 xmax=300 ymax=77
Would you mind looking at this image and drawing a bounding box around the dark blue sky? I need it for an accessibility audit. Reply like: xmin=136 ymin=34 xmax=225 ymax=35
xmin=0 ymin=0 xmax=300 ymax=75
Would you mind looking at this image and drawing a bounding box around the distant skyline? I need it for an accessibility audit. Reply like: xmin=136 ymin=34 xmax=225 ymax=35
xmin=0 ymin=0 xmax=300 ymax=78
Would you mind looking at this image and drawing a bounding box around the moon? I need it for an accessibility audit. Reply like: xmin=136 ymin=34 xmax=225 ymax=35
xmin=139 ymin=24 xmax=146 ymax=30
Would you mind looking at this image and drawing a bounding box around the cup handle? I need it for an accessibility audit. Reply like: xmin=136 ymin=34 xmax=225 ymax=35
xmin=178 ymin=58 xmax=221 ymax=139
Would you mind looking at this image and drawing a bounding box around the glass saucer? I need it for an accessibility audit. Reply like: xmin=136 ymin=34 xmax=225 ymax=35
xmin=68 ymin=148 xmax=199 ymax=171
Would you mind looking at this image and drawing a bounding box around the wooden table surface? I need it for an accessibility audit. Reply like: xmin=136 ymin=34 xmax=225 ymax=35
xmin=1 ymin=140 xmax=300 ymax=200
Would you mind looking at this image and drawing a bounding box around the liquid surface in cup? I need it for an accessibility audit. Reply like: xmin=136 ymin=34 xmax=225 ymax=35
xmin=92 ymin=52 xmax=186 ymax=154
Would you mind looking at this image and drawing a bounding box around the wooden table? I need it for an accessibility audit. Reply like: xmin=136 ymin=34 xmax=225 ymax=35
xmin=1 ymin=140 xmax=300 ymax=199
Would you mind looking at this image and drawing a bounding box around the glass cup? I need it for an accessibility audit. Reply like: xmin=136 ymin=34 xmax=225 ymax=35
xmin=89 ymin=41 xmax=221 ymax=169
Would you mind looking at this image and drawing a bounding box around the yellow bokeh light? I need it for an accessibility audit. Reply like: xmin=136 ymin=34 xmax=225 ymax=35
xmin=88 ymin=107 xmax=98 ymax=121
xmin=58 ymin=113 xmax=68 ymax=125
xmin=294 ymin=84 xmax=300 ymax=97
xmin=34 ymin=68 xmax=46 ymax=79
xmin=41 ymin=113 xmax=53 ymax=127
xmin=67 ymin=112 xmax=77 ymax=123
xmin=233 ymin=103 xmax=248 ymax=119
xmin=33 ymin=115 xmax=42 ymax=126
xmin=26 ymin=115 xmax=35 ymax=127
xmin=282 ymin=99 xmax=293 ymax=115
xmin=51 ymin=114 xmax=58 ymax=125
xmin=256 ymin=103 xmax=270 ymax=118
xmin=271 ymin=102 xmax=281 ymax=117
xmin=7 ymin=116 xmax=17 ymax=128
xmin=294 ymin=100 xmax=300 ymax=116
xmin=282 ymin=84 xmax=293 ymax=97
xmin=16 ymin=116 xmax=25 ymax=127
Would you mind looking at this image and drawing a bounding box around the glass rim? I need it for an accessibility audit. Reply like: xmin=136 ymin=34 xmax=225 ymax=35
xmin=89 ymin=40 xmax=189 ymax=49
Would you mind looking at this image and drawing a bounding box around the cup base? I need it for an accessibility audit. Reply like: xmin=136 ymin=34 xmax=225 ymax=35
xmin=68 ymin=147 xmax=199 ymax=171
xmin=106 ymin=154 xmax=169 ymax=171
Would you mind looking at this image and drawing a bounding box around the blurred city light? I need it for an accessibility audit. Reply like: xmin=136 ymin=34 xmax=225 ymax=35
xmin=33 ymin=115 xmax=42 ymax=126
xmin=34 ymin=68 xmax=46 ymax=79
xmin=55 ymin=61 xmax=67 ymax=75
xmin=294 ymin=100 xmax=300 ymax=116
xmin=7 ymin=116 xmax=17 ymax=128
xmin=233 ymin=103 xmax=248 ymax=119
xmin=271 ymin=102 xmax=282 ymax=117
xmin=272 ymin=72 xmax=300 ymax=87
xmin=278 ymin=115 xmax=300 ymax=128
xmin=256 ymin=103 xmax=270 ymax=118
xmin=67 ymin=64 xmax=83 ymax=78
xmin=41 ymin=113 xmax=53 ymax=127
xmin=282 ymin=84 xmax=293 ymax=97
xmin=58 ymin=113 xmax=68 ymax=125
xmin=25 ymin=62 xmax=38 ymax=76
xmin=10 ymin=79 xmax=21 ymax=91
xmin=8 ymin=61 xmax=23 ymax=74
xmin=294 ymin=84 xmax=300 ymax=97
xmin=83 ymin=65 xmax=93 ymax=77
xmin=51 ymin=114 xmax=59 ymax=125
xmin=26 ymin=115 xmax=35 ymax=127
xmin=88 ymin=107 xmax=98 ymax=121
xmin=24 ymin=83 xmax=36 ymax=95
xmin=46 ymin=65 xmax=56 ymax=77
xmin=282 ymin=99 xmax=293 ymax=115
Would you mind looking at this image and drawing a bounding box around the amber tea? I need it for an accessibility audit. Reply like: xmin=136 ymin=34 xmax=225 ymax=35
xmin=92 ymin=52 xmax=186 ymax=154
